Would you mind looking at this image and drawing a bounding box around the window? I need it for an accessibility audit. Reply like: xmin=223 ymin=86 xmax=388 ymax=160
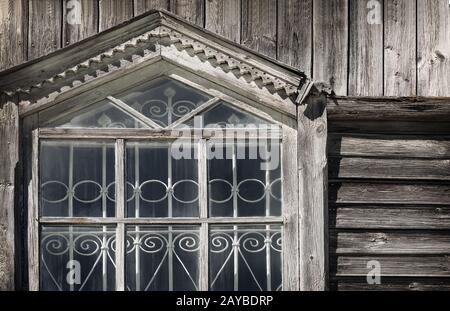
xmin=30 ymin=75 xmax=296 ymax=291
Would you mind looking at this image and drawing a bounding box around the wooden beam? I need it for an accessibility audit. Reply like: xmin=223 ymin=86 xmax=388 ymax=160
xmin=0 ymin=99 xmax=19 ymax=290
xmin=298 ymin=93 xmax=328 ymax=291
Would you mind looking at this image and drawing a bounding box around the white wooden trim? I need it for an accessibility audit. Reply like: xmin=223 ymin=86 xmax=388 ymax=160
xmin=168 ymin=98 xmax=221 ymax=129
xmin=115 ymin=139 xmax=126 ymax=291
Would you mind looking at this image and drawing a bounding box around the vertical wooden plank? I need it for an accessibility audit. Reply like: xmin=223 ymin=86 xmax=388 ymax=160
xmin=418 ymin=0 xmax=450 ymax=96
xmin=205 ymin=0 xmax=241 ymax=43
xmin=115 ymin=139 xmax=125 ymax=291
xmin=0 ymin=0 xmax=27 ymax=71
xmin=298 ymin=93 xmax=328 ymax=291
xmin=170 ymin=0 xmax=204 ymax=26
xmin=348 ymin=0 xmax=383 ymax=96
xmin=28 ymin=129 xmax=39 ymax=291
xmin=241 ymin=0 xmax=277 ymax=59
xmin=134 ymin=0 xmax=169 ymax=15
xmin=313 ymin=0 xmax=348 ymax=96
xmin=277 ymin=0 xmax=312 ymax=75
xmin=0 ymin=99 xmax=19 ymax=290
xmin=62 ymin=0 xmax=99 ymax=47
xmin=28 ymin=0 xmax=62 ymax=60
xmin=198 ymin=139 xmax=208 ymax=291
xmin=99 ymin=0 xmax=133 ymax=32
xmin=282 ymin=126 xmax=299 ymax=291
xmin=384 ymin=0 xmax=416 ymax=96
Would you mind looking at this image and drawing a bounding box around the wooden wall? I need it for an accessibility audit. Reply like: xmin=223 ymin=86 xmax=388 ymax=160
xmin=328 ymin=97 xmax=450 ymax=290
xmin=0 ymin=0 xmax=449 ymax=96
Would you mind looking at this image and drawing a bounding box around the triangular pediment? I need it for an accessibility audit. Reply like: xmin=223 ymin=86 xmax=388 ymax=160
xmin=0 ymin=10 xmax=311 ymax=117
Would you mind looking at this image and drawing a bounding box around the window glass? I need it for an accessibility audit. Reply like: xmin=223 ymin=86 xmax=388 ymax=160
xmin=51 ymin=100 xmax=150 ymax=128
xmin=126 ymin=142 xmax=199 ymax=218
xmin=126 ymin=226 xmax=200 ymax=291
xmin=209 ymin=225 xmax=282 ymax=291
xmin=40 ymin=226 xmax=116 ymax=291
xmin=118 ymin=77 xmax=211 ymax=127
xmin=40 ymin=141 xmax=115 ymax=217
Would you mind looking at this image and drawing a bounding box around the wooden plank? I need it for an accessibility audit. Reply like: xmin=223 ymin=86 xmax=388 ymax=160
xmin=334 ymin=256 xmax=450 ymax=277
xmin=332 ymin=231 xmax=450 ymax=255
xmin=62 ymin=0 xmax=99 ymax=47
xmin=170 ymin=0 xmax=204 ymax=26
xmin=313 ymin=0 xmax=348 ymax=95
xmin=134 ymin=0 xmax=169 ymax=16
xmin=298 ymin=95 xmax=328 ymax=290
xmin=277 ymin=0 xmax=312 ymax=74
xmin=329 ymin=120 xmax=450 ymax=136
xmin=282 ymin=126 xmax=299 ymax=290
xmin=327 ymin=97 xmax=450 ymax=121
xmin=28 ymin=0 xmax=62 ymax=60
xmin=99 ymin=0 xmax=134 ymax=32
xmin=241 ymin=0 xmax=277 ymax=59
xmin=329 ymin=157 xmax=450 ymax=180
xmin=205 ymin=0 xmax=241 ymax=43
xmin=329 ymin=182 xmax=450 ymax=205
xmin=28 ymin=129 xmax=39 ymax=291
xmin=328 ymin=134 xmax=450 ymax=159
xmin=417 ymin=0 xmax=450 ymax=96
xmin=115 ymin=139 xmax=125 ymax=291
xmin=384 ymin=0 xmax=416 ymax=96
xmin=0 ymin=100 xmax=18 ymax=290
xmin=330 ymin=206 xmax=450 ymax=230
xmin=348 ymin=0 xmax=383 ymax=96
xmin=333 ymin=277 xmax=450 ymax=291
xmin=0 ymin=0 xmax=27 ymax=71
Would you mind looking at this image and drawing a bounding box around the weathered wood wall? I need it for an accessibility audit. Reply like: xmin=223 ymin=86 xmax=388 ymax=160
xmin=1 ymin=0 xmax=449 ymax=96
xmin=328 ymin=97 xmax=450 ymax=290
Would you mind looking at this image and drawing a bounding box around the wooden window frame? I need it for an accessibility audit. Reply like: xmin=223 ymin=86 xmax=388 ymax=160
xmin=28 ymin=85 xmax=300 ymax=290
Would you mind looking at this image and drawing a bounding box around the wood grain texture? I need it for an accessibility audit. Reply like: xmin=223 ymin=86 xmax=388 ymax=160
xmin=329 ymin=121 xmax=450 ymax=135
xmin=62 ymin=0 xmax=99 ymax=47
xmin=332 ymin=231 xmax=450 ymax=255
xmin=134 ymin=0 xmax=169 ymax=15
xmin=298 ymin=95 xmax=328 ymax=291
xmin=28 ymin=0 xmax=62 ymax=60
xmin=334 ymin=256 xmax=450 ymax=277
xmin=417 ymin=0 xmax=450 ymax=96
xmin=0 ymin=100 xmax=18 ymax=290
xmin=170 ymin=0 xmax=204 ymax=26
xmin=205 ymin=0 xmax=241 ymax=43
xmin=328 ymin=134 xmax=450 ymax=159
xmin=330 ymin=206 xmax=450 ymax=230
xmin=348 ymin=0 xmax=383 ymax=96
xmin=384 ymin=0 xmax=416 ymax=96
xmin=333 ymin=277 xmax=450 ymax=291
xmin=241 ymin=0 xmax=277 ymax=58
xmin=99 ymin=0 xmax=134 ymax=32
xmin=329 ymin=157 xmax=450 ymax=180
xmin=313 ymin=0 xmax=348 ymax=95
xmin=329 ymin=182 xmax=450 ymax=205
xmin=277 ymin=0 xmax=312 ymax=74
xmin=327 ymin=97 xmax=450 ymax=121
xmin=0 ymin=0 xmax=27 ymax=71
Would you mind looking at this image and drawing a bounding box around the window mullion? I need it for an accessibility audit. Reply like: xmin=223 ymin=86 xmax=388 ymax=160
xmin=29 ymin=129 xmax=40 ymax=291
xmin=198 ymin=139 xmax=209 ymax=291
xmin=115 ymin=139 xmax=126 ymax=291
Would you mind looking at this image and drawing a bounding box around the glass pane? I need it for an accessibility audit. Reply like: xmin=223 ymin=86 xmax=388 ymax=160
xmin=202 ymin=102 xmax=272 ymax=128
xmin=40 ymin=226 xmax=116 ymax=291
xmin=209 ymin=225 xmax=282 ymax=291
xmin=40 ymin=141 xmax=115 ymax=217
xmin=51 ymin=100 xmax=149 ymax=128
xmin=117 ymin=77 xmax=211 ymax=127
xmin=126 ymin=226 xmax=200 ymax=291
xmin=208 ymin=140 xmax=281 ymax=217
xmin=126 ymin=142 xmax=199 ymax=217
